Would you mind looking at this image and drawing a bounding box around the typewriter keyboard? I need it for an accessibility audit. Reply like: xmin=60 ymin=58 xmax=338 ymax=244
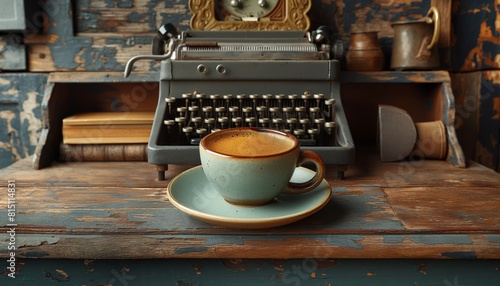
xmin=161 ymin=91 xmax=337 ymax=146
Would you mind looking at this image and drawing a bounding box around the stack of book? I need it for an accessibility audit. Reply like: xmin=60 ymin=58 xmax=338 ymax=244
xmin=60 ymin=112 xmax=154 ymax=161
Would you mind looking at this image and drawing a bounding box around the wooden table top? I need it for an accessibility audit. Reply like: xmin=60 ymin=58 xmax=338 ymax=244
xmin=1 ymin=146 xmax=499 ymax=260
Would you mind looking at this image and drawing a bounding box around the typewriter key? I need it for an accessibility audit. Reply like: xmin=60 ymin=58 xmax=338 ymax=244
xmin=272 ymin=118 xmax=283 ymax=130
xmin=259 ymin=118 xmax=270 ymax=128
xmin=245 ymin=117 xmax=256 ymax=127
xmin=232 ymin=116 xmax=242 ymax=128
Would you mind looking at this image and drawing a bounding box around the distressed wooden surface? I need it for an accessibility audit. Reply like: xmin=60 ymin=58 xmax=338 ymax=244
xmin=451 ymin=71 xmax=500 ymax=172
xmin=2 ymin=258 xmax=499 ymax=285
xmin=1 ymin=145 xmax=499 ymax=260
xmin=340 ymin=70 xmax=452 ymax=83
xmin=0 ymin=35 xmax=26 ymax=71
xmin=451 ymin=0 xmax=500 ymax=71
xmin=0 ymin=73 xmax=48 ymax=169
xmin=24 ymin=0 xmax=447 ymax=72
xmin=476 ymin=71 xmax=500 ymax=172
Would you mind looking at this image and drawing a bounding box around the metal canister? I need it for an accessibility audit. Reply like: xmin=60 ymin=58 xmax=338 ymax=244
xmin=390 ymin=7 xmax=440 ymax=70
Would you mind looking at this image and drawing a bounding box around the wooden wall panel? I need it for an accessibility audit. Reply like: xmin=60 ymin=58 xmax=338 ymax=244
xmin=451 ymin=72 xmax=481 ymax=162
xmin=0 ymin=74 xmax=48 ymax=169
xmin=451 ymin=0 xmax=500 ymax=71
xmin=0 ymin=34 xmax=27 ymax=71
xmin=25 ymin=0 xmax=441 ymax=72
xmin=452 ymin=71 xmax=500 ymax=172
xmin=476 ymin=71 xmax=500 ymax=171
xmin=450 ymin=0 xmax=500 ymax=172
xmin=75 ymin=1 xmax=191 ymax=34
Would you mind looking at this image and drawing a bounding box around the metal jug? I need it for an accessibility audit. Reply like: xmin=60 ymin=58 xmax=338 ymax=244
xmin=390 ymin=7 xmax=440 ymax=70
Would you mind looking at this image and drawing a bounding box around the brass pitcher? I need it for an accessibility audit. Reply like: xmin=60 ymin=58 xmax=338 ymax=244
xmin=390 ymin=7 xmax=440 ymax=70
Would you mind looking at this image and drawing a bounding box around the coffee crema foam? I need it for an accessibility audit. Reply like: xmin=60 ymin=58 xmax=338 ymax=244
xmin=205 ymin=130 xmax=295 ymax=157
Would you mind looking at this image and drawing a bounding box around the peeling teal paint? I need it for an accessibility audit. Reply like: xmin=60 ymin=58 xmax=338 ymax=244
xmin=128 ymin=11 xmax=156 ymax=32
xmin=107 ymin=0 xmax=133 ymax=8
xmin=43 ymin=1 xmax=126 ymax=71
xmin=204 ymin=236 xmax=247 ymax=246
xmin=174 ymin=246 xmax=209 ymax=254
xmin=3 ymin=258 xmax=499 ymax=285
xmin=0 ymin=73 xmax=47 ymax=169
xmin=159 ymin=12 xmax=191 ymax=30
xmin=105 ymin=36 xmax=154 ymax=47
xmin=329 ymin=187 xmax=404 ymax=230
xmin=324 ymin=235 xmax=364 ymax=250
xmin=77 ymin=11 xmax=101 ymax=31
xmin=487 ymin=235 xmax=500 ymax=245
xmin=452 ymin=0 xmax=500 ymax=71
xmin=383 ymin=235 xmax=473 ymax=245
xmin=21 ymin=251 xmax=50 ymax=258
xmin=441 ymin=251 xmax=477 ymax=259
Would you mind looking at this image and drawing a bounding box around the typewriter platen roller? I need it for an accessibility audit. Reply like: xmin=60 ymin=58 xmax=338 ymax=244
xmin=124 ymin=28 xmax=355 ymax=180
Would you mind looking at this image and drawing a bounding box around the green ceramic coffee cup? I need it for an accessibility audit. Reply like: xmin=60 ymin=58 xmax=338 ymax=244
xmin=199 ymin=128 xmax=325 ymax=206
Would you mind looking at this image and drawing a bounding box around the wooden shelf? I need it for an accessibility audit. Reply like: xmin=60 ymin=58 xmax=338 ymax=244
xmin=33 ymin=70 xmax=466 ymax=171
xmin=340 ymin=70 xmax=466 ymax=168
xmin=33 ymin=72 xmax=159 ymax=169
xmin=340 ymin=71 xmax=453 ymax=83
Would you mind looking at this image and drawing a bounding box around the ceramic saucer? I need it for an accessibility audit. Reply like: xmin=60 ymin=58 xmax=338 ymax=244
xmin=167 ymin=166 xmax=332 ymax=229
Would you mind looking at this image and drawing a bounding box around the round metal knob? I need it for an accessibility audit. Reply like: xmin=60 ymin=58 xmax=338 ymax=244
xmin=216 ymin=64 xmax=226 ymax=74
xmin=197 ymin=64 xmax=208 ymax=74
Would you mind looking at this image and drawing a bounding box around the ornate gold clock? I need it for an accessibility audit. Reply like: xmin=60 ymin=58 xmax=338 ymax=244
xmin=189 ymin=0 xmax=311 ymax=31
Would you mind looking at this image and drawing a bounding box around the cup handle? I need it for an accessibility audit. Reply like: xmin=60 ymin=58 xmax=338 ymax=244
xmin=284 ymin=150 xmax=326 ymax=194
xmin=425 ymin=6 xmax=440 ymax=50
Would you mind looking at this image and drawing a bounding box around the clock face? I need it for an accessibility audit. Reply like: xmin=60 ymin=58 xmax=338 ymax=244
xmin=190 ymin=0 xmax=311 ymax=31
xmin=218 ymin=0 xmax=280 ymax=20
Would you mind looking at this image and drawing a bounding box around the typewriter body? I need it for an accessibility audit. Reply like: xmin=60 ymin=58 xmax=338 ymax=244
xmin=125 ymin=29 xmax=354 ymax=180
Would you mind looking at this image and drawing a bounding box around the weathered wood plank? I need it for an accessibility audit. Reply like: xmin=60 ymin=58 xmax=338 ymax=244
xmin=340 ymin=71 xmax=451 ymax=83
xmin=347 ymin=147 xmax=497 ymax=188
xmin=385 ymin=186 xmax=500 ymax=231
xmin=442 ymin=81 xmax=466 ymax=167
xmin=450 ymin=71 xmax=500 ymax=173
xmin=0 ymin=184 xmax=402 ymax=234
xmin=451 ymin=72 xmax=481 ymax=162
xmin=25 ymin=0 xmax=188 ymax=72
xmin=24 ymin=0 xmax=445 ymax=72
xmin=475 ymin=71 xmax=500 ymax=172
xmin=47 ymin=71 xmax=160 ymax=83
xmin=2 ymin=258 xmax=500 ymax=286
xmin=0 ymin=35 xmax=26 ymax=71
xmin=0 ymin=73 xmax=48 ymax=169
xmin=76 ymin=5 xmax=191 ymax=34
xmin=332 ymin=0 xmax=431 ymax=38
xmin=451 ymin=0 xmax=500 ymax=71
xmin=6 ymin=233 xmax=500 ymax=259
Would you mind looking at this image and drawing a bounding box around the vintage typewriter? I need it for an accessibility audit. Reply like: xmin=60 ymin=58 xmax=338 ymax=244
xmin=124 ymin=26 xmax=354 ymax=180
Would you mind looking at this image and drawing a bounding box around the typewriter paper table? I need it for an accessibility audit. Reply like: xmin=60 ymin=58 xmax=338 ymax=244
xmin=1 ymin=147 xmax=500 ymax=285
